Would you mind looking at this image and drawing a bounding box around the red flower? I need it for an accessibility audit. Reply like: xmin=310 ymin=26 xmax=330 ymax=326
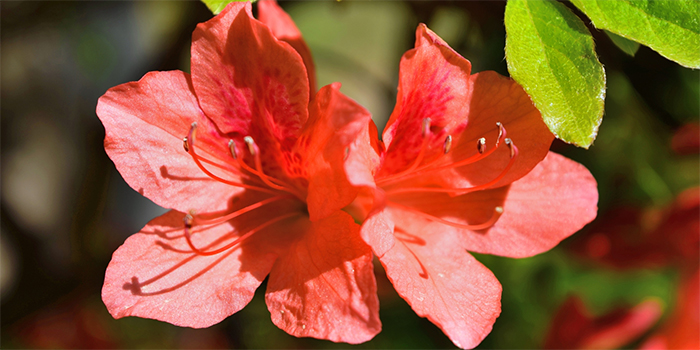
xmin=543 ymin=296 xmax=664 ymax=349
xmin=640 ymin=270 xmax=700 ymax=350
xmin=345 ymin=24 xmax=599 ymax=348
xmin=572 ymin=187 xmax=700 ymax=271
xmin=96 ymin=2 xmax=380 ymax=343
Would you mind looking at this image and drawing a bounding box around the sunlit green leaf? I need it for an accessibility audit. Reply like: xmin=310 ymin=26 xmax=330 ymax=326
xmin=605 ymin=30 xmax=640 ymax=56
xmin=571 ymin=0 xmax=700 ymax=68
xmin=201 ymin=0 xmax=253 ymax=15
xmin=505 ymin=0 xmax=605 ymax=148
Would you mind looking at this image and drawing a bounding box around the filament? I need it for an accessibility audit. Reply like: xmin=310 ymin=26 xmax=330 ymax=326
xmin=185 ymin=123 xmax=276 ymax=194
xmin=191 ymin=195 xmax=289 ymax=226
xmin=378 ymin=122 xmax=508 ymax=187
xmin=184 ymin=212 xmax=298 ymax=256
xmin=386 ymin=137 xmax=519 ymax=196
xmin=388 ymin=201 xmax=504 ymax=230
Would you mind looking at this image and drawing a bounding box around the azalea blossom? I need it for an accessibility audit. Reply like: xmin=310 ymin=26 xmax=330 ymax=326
xmin=345 ymin=24 xmax=599 ymax=348
xmin=97 ymin=2 xmax=381 ymax=343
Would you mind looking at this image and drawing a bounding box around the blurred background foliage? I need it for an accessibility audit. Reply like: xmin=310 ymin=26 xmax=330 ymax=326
xmin=1 ymin=1 xmax=697 ymax=349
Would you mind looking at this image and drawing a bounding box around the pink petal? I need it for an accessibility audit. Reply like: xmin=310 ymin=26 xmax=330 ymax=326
xmin=190 ymin=2 xmax=309 ymax=150
xmin=96 ymin=70 xmax=236 ymax=213
xmin=359 ymin=205 xmax=396 ymax=258
xmin=378 ymin=217 xmax=501 ymax=349
xmin=302 ymin=83 xmax=372 ymax=221
xmin=265 ymin=211 xmax=380 ymax=344
xmin=102 ymin=205 xmax=297 ymax=328
xmin=464 ymin=152 xmax=598 ymax=257
xmin=258 ymin=0 xmax=317 ymax=94
xmin=443 ymin=70 xmax=554 ymax=189
xmin=391 ymin=152 xmax=598 ymax=258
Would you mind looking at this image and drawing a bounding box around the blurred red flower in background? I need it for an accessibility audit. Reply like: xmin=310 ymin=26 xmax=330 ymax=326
xmin=551 ymin=185 xmax=700 ymax=349
xmin=544 ymin=296 xmax=663 ymax=349
xmin=345 ymin=24 xmax=599 ymax=349
xmin=96 ymin=1 xmax=381 ymax=343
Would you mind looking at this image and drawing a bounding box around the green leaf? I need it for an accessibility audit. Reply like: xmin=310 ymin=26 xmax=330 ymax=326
xmin=201 ymin=0 xmax=253 ymax=15
xmin=605 ymin=30 xmax=640 ymax=56
xmin=505 ymin=0 xmax=606 ymax=148
xmin=571 ymin=0 xmax=700 ymax=68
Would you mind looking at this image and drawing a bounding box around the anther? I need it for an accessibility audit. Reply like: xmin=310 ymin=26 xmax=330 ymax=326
xmin=421 ymin=118 xmax=431 ymax=138
xmin=228 ymin=140 xmax=238 ymax=159
xmin=496 ymin=122 xmax=503 ymax=140
xmin=244 ymin=136 xmax=257 ymax=156
xmin=495 ymin=206 xmax=504 ymax=214
xmin=183 ymin=137 xmax=189 ymax=152
xmin=184 ymin=213 xmax=194 ymax=228
xmin=443 ymin=135 xmax=453 ymax=154
xmin=477 ymin=137 xmax=486 ymax=154
xmin=344 ymin=147 xmax=350 ymax=161
xmin=504 ymin=138 xmax=515 ymax=158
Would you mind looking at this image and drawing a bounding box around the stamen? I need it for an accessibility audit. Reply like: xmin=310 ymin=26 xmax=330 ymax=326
xmin=183 ymin=137 xmax=190 ymax=152
xmin=421 ymin=118 xmax=431 ymax=137
xmin=444 ymin=135 xmax=453 ymax=154
xmin=237 ymin=136 xmax=298 ymax=195
xmin=378 ymin=122 xmax=509 ymax=186
xmin=344 ymin=147 xmax=350 ymax=161
xmin=388 ymin=201 xmax=504 ymax=230
xmin=185 ymin=123 xmax=276 ymax=194
xmin=386 ymin=137 xmax=520 ymax=196
xmin=228 ymin=139 xmax=238 ymax=159
xmin=379 ymin=118 xmax=432 ymax=182
xmin=244 ymin=136 xmax=257 ymax=156
xmin=191 ymin=195 xmax=289 ymax=226
xmin=184 ymin=212 xmax=298 ymax=256
xmin=477 ymin=137 xmax=486 ymax=154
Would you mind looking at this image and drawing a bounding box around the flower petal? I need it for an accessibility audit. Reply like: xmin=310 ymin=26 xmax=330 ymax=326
xmin=301 ymin=83 xmax=372 ymax=221
xmin=191 ymin=2 xmax=309 ymax=150
xmin=391 ymin=152 xmax=598 ymax=258
xmin=102 ymin=204 xmax=298 ymax=328
xmin=463 ymin=152 xmax=597 ymax=257
xmin=379 ymin=219 xmax=501 ymax=349
xmin=265 ymin=211 xmax=381 ymax=344
xmin=380 ymin=24 xmax=472 ymax=177
xmin=258 ymin=0 xmax=316 ymax=94
xmin=443 ymin=70 xmax=554 ymax=189
xmin=96 ymin=70 xmax=235 ymax=213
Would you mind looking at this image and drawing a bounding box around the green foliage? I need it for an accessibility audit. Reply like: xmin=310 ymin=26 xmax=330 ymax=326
xmin=505 ymin=0 xmax=605 ymax=148
xmin=605 ymin=30 xmax=640 ymax=56
xmin=571 ymin=0 xmax=700 ymax=68
xmin=201 ymin=0 xmax=253 ymax=15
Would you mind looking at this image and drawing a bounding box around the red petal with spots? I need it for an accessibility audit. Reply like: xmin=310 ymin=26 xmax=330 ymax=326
xmin=380 ymin=24 xmax=473 ymax=177
xmin=191 ymin=2 xmax=309 ymax=152
xmin=96 ymin=71 xmax=236 ymax=213
xmin=102 ymin=205 xmax=297 ymax=328
xmin=266 ymin=211 xmax=380 ymax=343
xmin=379 ymin=25 xmax=553 ymax=189
xmin=258 ymin=0 xmax=316 ymax=94
xmin=302 ymin=83 xmax=372 ymax=221
xmin=377 ymin=217 xmax=501 ymax=349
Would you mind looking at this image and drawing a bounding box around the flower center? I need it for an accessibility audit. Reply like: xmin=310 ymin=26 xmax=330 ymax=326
xmin=379 ymin=120 xmax=518 ymax=230
xmin=179 ymin=122 xmax=304 ymax=255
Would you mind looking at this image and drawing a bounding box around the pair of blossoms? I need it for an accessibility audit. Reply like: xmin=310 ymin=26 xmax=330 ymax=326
xmin=97 ymin=2 xmax=598 ymax=348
